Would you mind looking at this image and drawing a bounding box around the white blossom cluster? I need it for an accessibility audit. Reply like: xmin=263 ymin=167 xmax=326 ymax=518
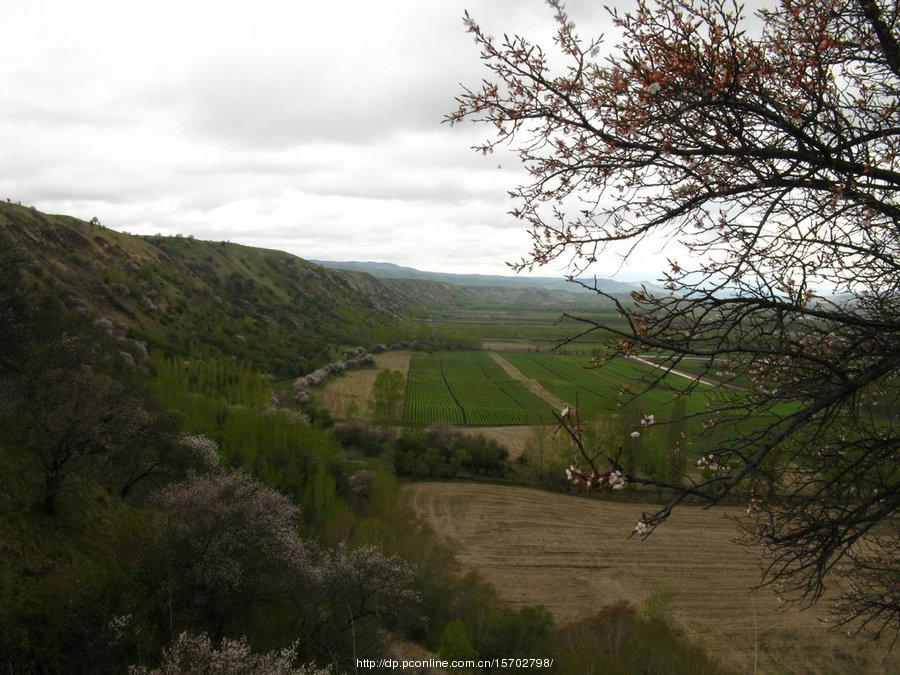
xmin=630 ymin=414 xmax=655 ymax=437
xmin=149 ymin=469 xmax=420 ymax=635
xmin=107 ymin=614 xmax=132 ymax=644
xmin=565 ymin=465 xmax=626 ymax=490
xmin=129 ymin=631 xmax=329 ymax=675
xmin=291 ymin=344 xmax=414 ymax=405
xmin=633 ymin=521 xmax=651 ymax=536
xmin=697 ymin=453 xmax=727 ymax=472
xmin=315 ymin=543 xmax=421 ymax=618
xmin=151 ymin=470 xmax=310 ymax=590
xmin=746 ymin=495 xmax=763 ymax=516
xmin=176 ymin=434 xmax=220 ymax=469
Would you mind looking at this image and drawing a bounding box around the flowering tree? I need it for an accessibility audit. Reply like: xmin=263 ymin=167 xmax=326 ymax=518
xmin=313 ymin=543 xmax=420 ymax=627
xmin=129 ymin=632 xmax=329 ymax=675
xmin=150 ymin=469 xmax=317 ymax=631
xmin=451 ymin=0 xmax=899 ymax=639
xmin=105 ymin=424 xmax=223 ymax=499
xmin=149 ymin=470 xmax=419 ymax=666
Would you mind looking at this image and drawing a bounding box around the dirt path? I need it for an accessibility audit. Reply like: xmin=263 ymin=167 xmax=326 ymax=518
xmin=488 ymin=352 xmax=567 ymax=411
xmin=627 ymin=355 xmax=720 ymax=387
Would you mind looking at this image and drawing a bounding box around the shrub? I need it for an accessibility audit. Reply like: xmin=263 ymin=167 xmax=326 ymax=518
xmin=553 ymin=604 xmax=721 ymax=675
xmin=439 ymin=619 xmax=478 ymax=664
xmin=333 ymin=422 xmax=392 ymax=457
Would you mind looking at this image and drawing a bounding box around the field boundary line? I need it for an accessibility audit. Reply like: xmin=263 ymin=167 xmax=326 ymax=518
xmin=526 ymin=353 xmax=608 ymax=398
xmin=489 ymin=353 xmax=566 ymax=411
xmin=626 ymin=355 xmax=719 ymax=387
xmin=402 ymin=354 xmax=413 ymax=420
xmin=627 ymin=355 xmax=749 ymax=391
xmin=472 ymin=353 xmax=528 ymax=413
xmin=439 ymin=355 xmax=468 ymax=424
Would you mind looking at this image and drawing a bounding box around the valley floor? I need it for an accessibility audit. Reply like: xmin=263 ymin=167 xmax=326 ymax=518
xmin=314 ymin=351 xmax=412 ymax=418
xmin=406 ymin=481 xmax=897 ymax=675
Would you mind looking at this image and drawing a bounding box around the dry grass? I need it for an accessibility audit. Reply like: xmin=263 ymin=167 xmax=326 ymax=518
xmin=315 ymin=351 xmax=411 ymax=419
xmin=406 ymin=482 xmax=897 ymax=675
xmin=481 ymin=339 xmax=537 ymax=352
xmin=452 ymin=425 xmax=557 ymax=460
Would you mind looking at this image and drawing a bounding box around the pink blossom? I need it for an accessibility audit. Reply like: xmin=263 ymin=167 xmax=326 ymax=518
xmin=176 ymin=434 xmax=220 ymax=468
xmin=129 ymin=631 xmax=328 ymax=674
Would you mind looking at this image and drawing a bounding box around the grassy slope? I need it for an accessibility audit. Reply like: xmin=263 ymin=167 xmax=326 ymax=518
xmin=0 ymin=436 xmax=150 ymax=671
xmin=1 ymin=202 xmax=418 ymax=377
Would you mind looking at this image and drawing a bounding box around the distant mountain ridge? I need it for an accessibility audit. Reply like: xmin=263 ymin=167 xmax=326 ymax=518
xmin=314 ymin=260 xmax=654 ymax=296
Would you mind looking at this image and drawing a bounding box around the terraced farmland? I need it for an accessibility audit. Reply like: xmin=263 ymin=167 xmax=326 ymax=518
xmin=500 ymin=352 xmax=718 ymax=417
xmin=403 ymin=352 xmax=555 ymax=425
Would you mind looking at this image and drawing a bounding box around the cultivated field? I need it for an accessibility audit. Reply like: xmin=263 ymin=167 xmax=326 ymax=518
xmin=315 ymin=351 xmax=411 ymax=419
xmin=500 ymin=352 xmax=718 ymax=418
xmin=430 ymin=305 xmax=630 ymax=354
xmin=403 ymin=352 xmax=555 ymax=426
xmin=407 ymin=482 xmax=897 ymax=675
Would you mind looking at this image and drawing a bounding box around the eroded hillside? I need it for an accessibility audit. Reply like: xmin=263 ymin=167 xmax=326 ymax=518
xmin=0 ymin=202 xmax=418 ymax=376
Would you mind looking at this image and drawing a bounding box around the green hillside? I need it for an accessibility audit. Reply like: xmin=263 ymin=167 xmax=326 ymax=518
xmin=0 ymin=202 xmax=425 ymax=377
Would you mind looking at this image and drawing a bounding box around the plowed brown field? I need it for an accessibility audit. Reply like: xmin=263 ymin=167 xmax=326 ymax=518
xmin=406 ymin=482 xmax=896 ymax=675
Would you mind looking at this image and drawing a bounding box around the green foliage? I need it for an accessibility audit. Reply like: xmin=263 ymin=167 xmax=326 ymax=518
xmin=150 ymin=356 xmax=346 ymax=532
xmin=393 ymin=425 xmax=509 ymax=478
xmin=152 ymin=356 xmax=271 ymax=409
xmin=552 ymin=604 xmax=722 ymax=675
xmin=333 ymin=423 xmax=393 ymax=457
xmin=334 ymin=422 xmax=510 ymax=478
xmin=518 ymin=425 xmax=572 ymax=490
xmin=368 ymin=368 xmax=405 ymax=422
xmin=439 ymin=620 xmax=479 ymax=663
xmin=642 ymin=586 xmax=675 ymax=625
xmin=432 ymin=326 xmax=482 ymax=350
xmin=0 ymin=436 xmax=156 ymax=673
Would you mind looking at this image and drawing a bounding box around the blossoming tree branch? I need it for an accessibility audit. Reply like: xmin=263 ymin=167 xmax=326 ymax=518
xmin=450 ymin=0 xmax=899 ymax=640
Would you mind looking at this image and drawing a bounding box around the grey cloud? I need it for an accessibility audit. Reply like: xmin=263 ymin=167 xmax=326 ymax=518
xmin=0 ymin=0 xmax=667 ymax=277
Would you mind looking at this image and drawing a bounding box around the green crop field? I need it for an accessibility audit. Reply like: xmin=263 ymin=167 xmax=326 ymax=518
xmin=499 ymin=352 xmax=719 ymax=417
xmin=636 ymin=355 xmax=754 ymax=390
xmin=403 ymin=352 xmax=555 ymax=426
xmin=425 ymin=305 xmax=630 ymax=353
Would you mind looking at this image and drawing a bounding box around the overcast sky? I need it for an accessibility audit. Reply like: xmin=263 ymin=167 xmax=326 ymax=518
xmin=1 ymin=0 xmax=684 ymax=280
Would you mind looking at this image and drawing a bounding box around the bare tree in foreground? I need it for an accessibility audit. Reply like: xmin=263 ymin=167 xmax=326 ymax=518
xmin=450 ymin=0 xmax=898 ymax=640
